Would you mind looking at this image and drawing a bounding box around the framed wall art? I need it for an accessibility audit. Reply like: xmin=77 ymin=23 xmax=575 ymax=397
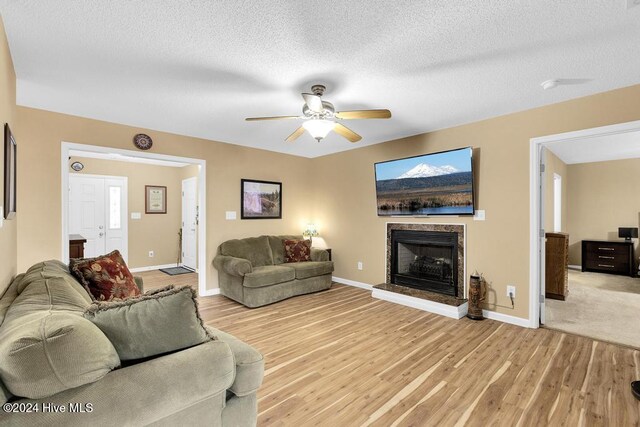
xmin=4 ymin=123 xmax=16 ymax=220
xmin=241 ymin=179 xmax=281 ymax=219
xmin=145 ymin=185 xmax=167 ymax=214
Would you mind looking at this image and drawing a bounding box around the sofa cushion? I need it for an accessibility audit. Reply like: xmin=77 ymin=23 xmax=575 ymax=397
xmin=243 ymin=265 xmax=295 ymax=288
xmin=220 ymin=235 xmax=274 ymax=267
xmin=286 ymin=261 xmax=335 ymax=280
xmin=0 ymin=311 xmax=120 ymax=399
xmin=0 ymin=260 xmax=120 ymax=399
xmin=283 ymin=239 xmax=312 ymax=263
xmin=70 ymin=250 xmax=141 ymax=301
xmin=84 ymin=285 xmax=214 ymax=361
xmin=206 ymin=327 xmax=264 ymax=397
xmin=268 ymin=235 xmax=303 ymax=265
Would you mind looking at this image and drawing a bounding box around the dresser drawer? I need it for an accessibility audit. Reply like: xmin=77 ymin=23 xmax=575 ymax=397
xmin=585 ymin=251 xmax=627 ymax=263
xmin=587 ymin=243 xmax=629 ymax=255
xmin=583 ymin=258 xmax=629 ymax=271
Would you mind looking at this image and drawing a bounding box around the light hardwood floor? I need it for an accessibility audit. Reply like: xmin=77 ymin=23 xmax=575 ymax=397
xmin=135 ymin=269 xmax=198 ymax=291
xmin=139 ymin=272 xmax=640 ymax=426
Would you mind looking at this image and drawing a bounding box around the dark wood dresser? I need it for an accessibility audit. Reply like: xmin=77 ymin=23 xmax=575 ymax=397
xmin=69 ymin=234 xmax=87 ymax=259
xmin=581 ymin=240 xmax=634 ymax=277
xmin=545 ymin=233 xmax=569 ymax=300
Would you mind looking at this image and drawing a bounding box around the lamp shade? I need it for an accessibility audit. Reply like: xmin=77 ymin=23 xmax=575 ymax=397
xmin=302 ymin=120 xmax=335 ymax=141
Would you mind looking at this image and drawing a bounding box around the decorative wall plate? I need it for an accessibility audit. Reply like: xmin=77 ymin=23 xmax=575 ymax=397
xmin=70 ymin=161 xmax=84 ymax=171
xmin=133 ymin=133 xmax=153 ymax=150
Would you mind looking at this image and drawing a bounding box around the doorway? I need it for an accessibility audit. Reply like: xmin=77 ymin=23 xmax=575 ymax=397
xmin=69 ymin=174 xmax=128 ymax=260
xmin=181 ymin=177 xmax=197 ymax=271
xmin=529 ymin=119 xmax=640 ymax=331
xmin=61 ymin=142 xmax=210 ymax=297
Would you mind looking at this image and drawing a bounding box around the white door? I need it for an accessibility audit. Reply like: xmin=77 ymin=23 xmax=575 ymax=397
xmin=69 ymin=176 xmax=104 ymax=258
xmin=181 ymin=177 xmax=197 ymax=271
xmin=69 ymin=174 xmax=128 ymax=261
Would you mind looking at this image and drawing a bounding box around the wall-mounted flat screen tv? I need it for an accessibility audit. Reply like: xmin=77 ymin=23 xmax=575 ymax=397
xmin=374 ymin=147 xmax=475 ymax=216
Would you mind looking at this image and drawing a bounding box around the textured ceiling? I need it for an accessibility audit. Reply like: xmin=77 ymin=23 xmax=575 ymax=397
xmin=1 ymin=1 xmax=639 ymax=158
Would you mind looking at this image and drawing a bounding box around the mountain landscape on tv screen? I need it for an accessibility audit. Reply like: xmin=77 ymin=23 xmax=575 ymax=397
xmin=376 ymin=163 xmax=473 ymax=215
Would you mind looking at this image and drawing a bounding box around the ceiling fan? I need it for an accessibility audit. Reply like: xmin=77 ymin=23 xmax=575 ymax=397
xmin=245 ymin=84 xmax=392 ymax=143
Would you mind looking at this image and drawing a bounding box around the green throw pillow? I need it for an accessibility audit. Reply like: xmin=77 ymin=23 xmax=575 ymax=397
xmin=83 ymin=285 xmax=214 ymax=361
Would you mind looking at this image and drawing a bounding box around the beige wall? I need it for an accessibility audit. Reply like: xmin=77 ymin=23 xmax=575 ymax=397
xmin=0 ymin=16 xmax=16 ymax=295
xmin=312 ymin=84 xmax=640 ymax=320
xmin=544 ymin=150 xmax=568 ymax=233
xmin=69 ymin=156 xmax=188 ymax=269
xmin=16 ymin=107 xmax=313 ymax=291
xmin=566 ymin=158 xmax=640 ymax=266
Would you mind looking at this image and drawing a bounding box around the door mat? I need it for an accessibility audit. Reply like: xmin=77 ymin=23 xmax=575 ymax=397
xmin=159 ymin=267 xmax=194 ymax=276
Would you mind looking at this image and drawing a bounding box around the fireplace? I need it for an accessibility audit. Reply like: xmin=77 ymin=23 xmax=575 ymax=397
xmin=376 ymin=223 xmax=467 ymax=317
xmin=391 ymin=230 xmax=458 ymax=296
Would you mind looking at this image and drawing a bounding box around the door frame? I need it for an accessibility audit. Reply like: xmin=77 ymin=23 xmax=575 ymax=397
xmin=61 ymin=142 xmax=211 ymax=297
xmin=181 ymin=176 xmax=198 ymax=271
xmin=529 ymin=119 xmax=640 ymax=328
xmin=69 ymin=173 xmax=129 ymax=262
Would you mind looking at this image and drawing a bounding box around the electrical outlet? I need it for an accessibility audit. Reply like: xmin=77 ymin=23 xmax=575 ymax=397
xmin=507 ymin=285 xmax=516 ymax=298
xmin=148 ymin=251 xmax=154 ymax=258
xmin=357 ymin=262 xmax=363 ymax=271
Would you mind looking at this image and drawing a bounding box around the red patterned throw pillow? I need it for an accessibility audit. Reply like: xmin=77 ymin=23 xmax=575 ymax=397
xmin=70 ymin=250 xmax=141 ymax=301
xmin=283 ymin=239 xmax=312 ymax=263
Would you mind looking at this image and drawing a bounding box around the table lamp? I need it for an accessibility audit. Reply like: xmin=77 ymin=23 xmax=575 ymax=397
xmin=302 ymin=224 xmax=319 ymax=245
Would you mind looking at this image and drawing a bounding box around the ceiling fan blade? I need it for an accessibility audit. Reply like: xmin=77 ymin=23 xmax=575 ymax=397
xmin=334 ymin=123 xmax=362 ymax=143
xmin=302 ymin=93 xmax=323 ymax=113
xmin=245 ymin=115 xmax=300 ymax=121
xmin=335 ymin=109 xmax=392 ymax=120
xmin=285 ymin=126 xmax=305 ymax=143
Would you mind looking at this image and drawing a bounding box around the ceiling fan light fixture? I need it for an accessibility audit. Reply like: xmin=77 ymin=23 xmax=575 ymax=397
xmin=303 ymin=119 xmax=335 ymax=141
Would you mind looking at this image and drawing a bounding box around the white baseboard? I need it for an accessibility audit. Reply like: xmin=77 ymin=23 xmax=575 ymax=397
xmin=200 ymin=288 xmax=220 ymax=297
xmin=372 ymin=287 xmax=468 ymax=319
xmin=332 ymin=277 xmax=374 ymax=291
xmin=130 ymin=264 xmax=178 ymax=273
xmin=482 ymin=309 xmax=530 ymax=328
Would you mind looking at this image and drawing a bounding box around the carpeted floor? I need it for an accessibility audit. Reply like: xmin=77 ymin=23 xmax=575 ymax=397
xmin=545 ymin=269 xmax=640 ymax=348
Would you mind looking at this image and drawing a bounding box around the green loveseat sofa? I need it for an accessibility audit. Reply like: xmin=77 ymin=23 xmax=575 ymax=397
xmin=213 ymin=235 xmax=334 ymax=308
xmin=0 ymin=260 xmax=263 ymax=426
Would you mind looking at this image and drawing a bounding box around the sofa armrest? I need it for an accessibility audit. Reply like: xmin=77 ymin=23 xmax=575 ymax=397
xmin=213 ymin=255 xmax=253 ymax=276
xmin=206 ymin=326 xmax=264 ymax=397
xmin=133 ymin=276 xmax=144 ymax=292
xmin=1 ymin=340 xmax=235 ymax=426
xmin=311 ymin=248 xmax=330 ymax=262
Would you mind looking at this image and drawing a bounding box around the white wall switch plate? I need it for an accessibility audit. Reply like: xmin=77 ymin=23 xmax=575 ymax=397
xmin=225 ymin=211 xmax=237 ymax=220
xmin=473 ymin=210 xmax=486 ymax=221
xmin=131 ymin=212 xmax=141 ymax=219
xmin=357 ymin=261 xmax=363 ymax=270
